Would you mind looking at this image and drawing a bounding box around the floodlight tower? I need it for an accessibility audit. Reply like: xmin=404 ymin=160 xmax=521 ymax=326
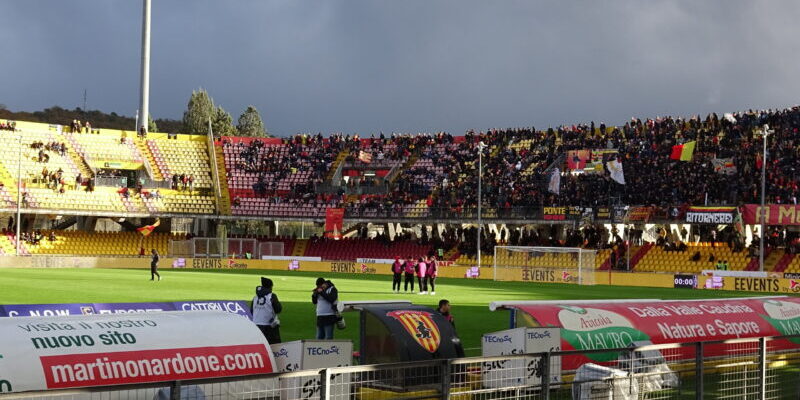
xmin=759 ymin=124 xmax=772 ymax=272
xmin=138 ymin=0 xmax=152 ymax=134
xmin=476 ymin=141 xmax=487 ymax=269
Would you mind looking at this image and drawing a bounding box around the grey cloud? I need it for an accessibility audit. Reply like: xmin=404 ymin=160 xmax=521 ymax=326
xmin=1 ymin=0 xmax=798 ymax=136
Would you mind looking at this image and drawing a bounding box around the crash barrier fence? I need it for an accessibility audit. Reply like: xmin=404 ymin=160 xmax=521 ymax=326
xmin=4 ymin=334 xmax=800 ymax=400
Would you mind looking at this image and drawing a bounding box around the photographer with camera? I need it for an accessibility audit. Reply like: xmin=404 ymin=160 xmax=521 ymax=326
xmin=252 ymin=277 xmax=282 ymax=343
xmin=312 ymin=277 xmax=342 ymax=339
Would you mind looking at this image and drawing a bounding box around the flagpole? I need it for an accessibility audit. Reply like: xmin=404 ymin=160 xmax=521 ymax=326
xmin=759 ymin=125 xmax=770 ymax=272
xmin=476 ymin=141 xmax=486 ymax=270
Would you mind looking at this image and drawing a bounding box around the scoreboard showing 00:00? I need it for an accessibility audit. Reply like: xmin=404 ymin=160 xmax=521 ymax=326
xmin=673 ymin=274 xmax=698 ymax=289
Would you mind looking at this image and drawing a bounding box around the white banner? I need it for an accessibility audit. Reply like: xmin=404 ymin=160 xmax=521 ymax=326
xmin=271 ymin=340 xmax=352 ymax=400
xmin=701 ymin=270 xmax=769 ymax=278
xmin=0 ymin=311 xmax=276 ymax=393
xmin=482 ymin=327 xmax=561 ymax=388
xmin=261 ymin=256 xmax=322 ymax=262
xmin=356 ymin=258 xmax=394 ymax=264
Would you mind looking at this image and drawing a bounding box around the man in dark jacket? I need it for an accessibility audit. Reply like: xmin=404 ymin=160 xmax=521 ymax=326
xmin=252 ymin=277 xmax=282 ymax=343
xmin=150 ymin=249 xmax=161 ymax=281
xmin=437 ymin=299 xmax=454 ymax=327
xmin=311 ymin=277 xmax=339 ymax=339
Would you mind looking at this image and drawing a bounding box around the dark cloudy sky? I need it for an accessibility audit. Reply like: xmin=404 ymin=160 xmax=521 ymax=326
xmin=2 ymin=1 xmax=798 ymax=136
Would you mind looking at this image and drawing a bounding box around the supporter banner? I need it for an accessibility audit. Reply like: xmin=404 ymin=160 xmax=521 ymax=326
xmin=499 ymin=297 xmax=800 ymax=369
xmin=542 ymin=206 xmax=583 ymax=221
xmin=324 ymin=208 xmax=344 ymax=239
xmin=624 ymin=206 xmax=653 ymax=222
xmin=742 ymin=204 xmax=800 ymax=225
xmin=0 ymin=311 xmax=275 ymax=393
xmin=611 ymin=206 xmax=628 ymax=223
xmin=595 ymin=207 xmax=611 ymax=220
xmin=684 ymin=206 xmax=737 ymax=224
xmin=542 ymin=206 xmax=567 ymax=221
xmin=712 ymin=158 xmax=737 ymax=175
xmin=0 ymin=301 xmax=252 ymax=319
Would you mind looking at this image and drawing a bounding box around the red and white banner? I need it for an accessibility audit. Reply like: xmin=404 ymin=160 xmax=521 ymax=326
xmin=494 ymin=297 xmax=800 ymax=369
xmin=324 ymin=208 xmax=345 ymax=239
xmin=742 ymin=204 xmax=800 ymax=225
xmin=0 ymin=311 xmax=276 ymax=393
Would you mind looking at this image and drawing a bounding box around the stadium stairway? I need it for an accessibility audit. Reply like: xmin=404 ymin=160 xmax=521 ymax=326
xmin=628 ymin=243 xmax=654 ymax=270
xmin=781 ymin=254 xmax=800 ymax=273
xmin=214 ymin=144 xmax=232 ymax=215
xmin=773 ymin=253 xmax=795 ymax=273
xmin=388 ymin=153 xmax=419 ymax=185
xmin=745 ymin=248 xmax=773 ymax=271
xmin=292 ymin=239 xmax=308 ymax=257
xmin=5 ymin=234 xmax=29 ymax=255
xmin=62 ymin=133 xmax=91 ymax=173
xmin=135 ymin=137 xmax=163 ymax=181
xmin=325 ymin=151 xmax=349 ymax=182
xmin=442 ymin=247 xmax=460 ymax=262
xmin=46 ymin=131 xmax=90 ymax=179
xmin=596 ymin=250 xmax=613 ymax=271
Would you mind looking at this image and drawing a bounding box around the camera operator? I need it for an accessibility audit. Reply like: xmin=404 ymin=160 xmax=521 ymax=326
xmin=311 ymin=277 xmax=339 ymax=339
xmin=252 ymin=277 xmax=282 ymax=343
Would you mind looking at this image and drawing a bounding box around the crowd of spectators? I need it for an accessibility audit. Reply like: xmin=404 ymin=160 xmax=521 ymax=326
xmin=40 ymin=167 xmax=66 ymax=192
xmin=31 ymin=140 xmax=67 ymax=162
xmin=223 ymin=106 xmax=800 ymax=220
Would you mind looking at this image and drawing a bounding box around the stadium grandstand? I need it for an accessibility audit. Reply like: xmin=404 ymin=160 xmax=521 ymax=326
xmin=1 ymin=105 xmax=799 ymax=274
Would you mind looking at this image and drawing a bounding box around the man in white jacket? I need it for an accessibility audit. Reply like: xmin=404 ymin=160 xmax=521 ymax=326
xmin=252 ymin=277 xmax=282 ymax=343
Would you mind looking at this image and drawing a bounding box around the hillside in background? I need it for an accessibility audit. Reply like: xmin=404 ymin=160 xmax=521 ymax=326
xmin=0 ymin=105 xmax=183 ymax=133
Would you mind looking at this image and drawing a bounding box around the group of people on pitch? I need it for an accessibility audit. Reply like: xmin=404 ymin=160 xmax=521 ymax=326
xmin=391 ymin=255 xmax=439 ymax=295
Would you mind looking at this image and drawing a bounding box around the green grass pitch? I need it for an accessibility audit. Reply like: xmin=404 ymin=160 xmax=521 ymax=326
xmin=0 ymin=268 xmax=775 ymax=356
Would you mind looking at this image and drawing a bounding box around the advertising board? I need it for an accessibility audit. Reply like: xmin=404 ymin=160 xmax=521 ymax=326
xmin=0 ymin=301 xmax=252 ymax=319
xmin=481 ymin=327 xmax=561 ymax=388
xmin=0 ymin=311 xmax=275 ymax=393
xmin=271 ymin=340 xmax=352 ymax=400
xmin=497 ymin=297 xmax=800 ymax=370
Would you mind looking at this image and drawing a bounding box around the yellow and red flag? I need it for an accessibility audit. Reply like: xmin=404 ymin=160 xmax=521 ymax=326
xmin=387 ymin=310 xmax=441 ymax=353
xmin=670 ymin=141 xmax=696 ymax=161
xmin=136 ymin=219 xmax=160 ymax=237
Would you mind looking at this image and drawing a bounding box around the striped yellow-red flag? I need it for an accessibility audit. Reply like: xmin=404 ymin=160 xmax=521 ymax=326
xmin=387 ymin=310 xmax=441 ymax=353
xmin=136 ymin=219 xmax=160 ymax=237
xmin=670 ymin=140 xmax=696 ymax=161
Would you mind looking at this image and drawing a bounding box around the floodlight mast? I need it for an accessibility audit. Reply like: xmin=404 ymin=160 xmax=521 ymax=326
xmin=138 ymin=0 xmax=151 ymax=134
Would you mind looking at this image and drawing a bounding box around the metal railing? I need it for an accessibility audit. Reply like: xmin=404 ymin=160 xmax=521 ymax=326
xmin=7 ymin=334 xmax=800 ymax=399
xmin=92 ymin=176 xmax=128 ymax=187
